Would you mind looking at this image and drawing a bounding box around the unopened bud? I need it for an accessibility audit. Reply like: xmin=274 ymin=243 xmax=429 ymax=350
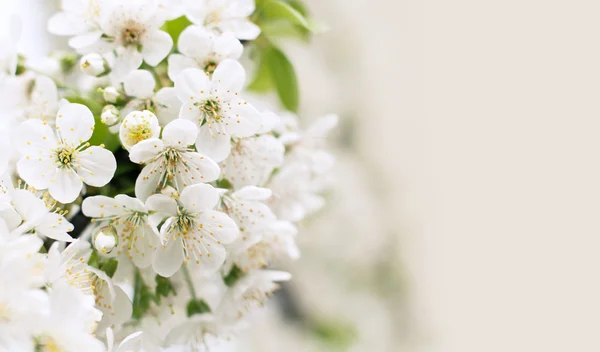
xmin=80 ymin=53 xmax=107 ymax=76
xmin=101 ymin=105 xmax=120 ymax=126
xmin=94 ymin=226 xmax=118 ymax=254
xmin=102 ymin=86 xmax=120 ymax=103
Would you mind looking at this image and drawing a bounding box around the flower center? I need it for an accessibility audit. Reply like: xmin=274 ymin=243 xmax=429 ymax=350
xmin=173 ymin=211 xmax=196 ymax=235
xmin=197 ymin=99 xmax=221 ymax=122
xmin=203 ymin=60 xmax=218 ymax=74
xmin=54 ymin=147 xmax=77 ymax=168
xmin=121 ymin=21 xmax=145 ymax=47
xmin=35 ymin=336 xmax=64 ymax=352
xmin=127 ymin=122 xmax=153 ymax=145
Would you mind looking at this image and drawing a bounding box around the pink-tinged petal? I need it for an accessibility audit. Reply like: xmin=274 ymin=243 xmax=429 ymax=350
xmin=82 ymin=196 xmax=122 ymax=218
xmin=55 ymin=103 xmax=95 ymax=146
xmin=76 ymin=147 xmax=117 ymax=187
xmin=179 ymin=183 xmax=219 ymax=212
xmin=142 ymin=30 xmax=173 ymax=66
xmin=195 ymin=124 xmax=231 ymax=162
xmin=174 ymin=68 xmax=210 ymax=103
xmin=49 ymin=168 xmax=83 ymax=203
xmin=152 ymin=236 xmax=184 ymax=277
xmin=129 ymin=139 xmax=164 ymax=164
xmin=161 ymin=119 xmax=197 ymax=147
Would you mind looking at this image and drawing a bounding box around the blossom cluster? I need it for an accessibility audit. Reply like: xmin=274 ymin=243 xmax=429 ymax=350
xmin=0 ymin=0 xmax=336 ymax=351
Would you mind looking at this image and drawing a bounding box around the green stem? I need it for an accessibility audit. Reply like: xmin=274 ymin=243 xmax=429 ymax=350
xmin=182 ymin=266 xmax=197 ymax=299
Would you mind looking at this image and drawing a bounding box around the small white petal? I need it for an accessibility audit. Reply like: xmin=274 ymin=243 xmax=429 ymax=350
xmin=197 ymin=210 xmax=238 ymax=243
xmin=179 ymin=183 xmax=218 ymax=212
xmin=129 ymin=138 xmax=164 ymax=164
xmin=211 ymin=59 xmax=245 ymax=100
xmin=76 ymin=146 xmax=117 ymax=187
xmin=153 ymin=87 xmax=181 ymax=125
xmin=233 ymin=186 xmax=272 ymax=201
xmin=123 ymin=70 xmax=156 ymax=98
xmin=49 ymin=169 xmax=83 ymax=203
xmin=36 ymin=212 xmax=74 ymax=242
xmin=82 ymin=196 xmax=122 ymax=218
xmin=167 ymin=53 xmax=197 ymax=81
xmin=55 ymin=103 xmax=95 ymax=145
xmin=152 ymin=236 xmax=184 ymax=277
xmin=195 ymin=124 xmax=231 ymax=162
xmin=174 ymin=68 xmax=210 ymax=103
xmin=142 ymin=30 xmax=173 ymax=66
xmin=161 ymin=119 xmax=197 ymax=146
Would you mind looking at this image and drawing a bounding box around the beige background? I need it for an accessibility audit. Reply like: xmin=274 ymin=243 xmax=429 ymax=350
xmin=302 ymin=0 xmax=600 ymax=351
xmin=5 ymin=0 xmax=600 ymax=350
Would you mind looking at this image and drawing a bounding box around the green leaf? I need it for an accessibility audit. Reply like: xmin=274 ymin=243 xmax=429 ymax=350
xmin=264 ymin=45 xmax=299 ymax=112
xmin=248 ymin=52 xmax=274 ymax=93
xmin=100 ymin=259 xmax=118 ymax=278
xmin=262 ymin=0 xmax=312 ymax=32
xmin=223 ymin=265 xmax=245 ymax=287
xmin=215 ymin=178 xmax=233 ymax=189
xmin=155 ymin=275 xmax=176 ymax=299
xmin=87 ymin=250 xmax=100 ymax=269
xmin=163 ymin=16 xmax=193 ymax=44
xmin=186 ymin=299 xmax=211 ymax=317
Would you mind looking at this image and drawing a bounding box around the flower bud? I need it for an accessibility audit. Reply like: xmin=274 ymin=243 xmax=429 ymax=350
xmin=80 ymin=53 xmax=107 ymax=76
xmin=119 ymin=110 xmax=160 ymax=150
xmin=103 ymin=86 xmax=120 ymax=103
xmin=94 ymin=226 xmax=118 ymax=254
xmin=101 ymin=105 xmax=120 ymax=126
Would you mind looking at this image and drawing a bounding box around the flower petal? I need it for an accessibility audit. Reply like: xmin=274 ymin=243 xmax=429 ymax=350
xmin=123 ymin=70 xmax=156 ymax=98
xmin=174 ymin=151 xmax=220 ymax=190
xmin=76 ymin=147 xmax=117 ymax=187
xmin=174 ymin=68 xmax=210 ymax=103
xmin=17 ymin=155 xmax=56 ymax=190
xmin=47 ymin=12 xmax=86 ymax=36
xmin=178 ymin=25 xmax=212 ymax=59
xmin=142 ymin=30 xmax=173 ymax=66
xmin=15 ymin=119 xmax=57 ymax=154
xmin=226 ymin=99 xmax=261 ymax=137
xmin=82 ymin=196 xmax=122 ymax=218
xmin=56 ymin=103 xmax=94 ymax=145
xmin=153 ymin=87 xmax=181 ymax=125
xmin=152 ymin=236 xmax=184 ymax=277
xmin=195 ymin=124 xmax=231 ymax=162
xmin=179 ymin=183 xmax=218 ymax=212
xmin=36 ymin=212 xmax=74 ymax=242
xmin=186 ymin=233 xmax=226 ymax=275
xmin=135 ymin=160 xmax=165 ymax=201
xmin=49 ymin=169 xmax=83 ymax=203
xmin=129 ymin=138 xmax=164 ymax=164
xmin=178 ymin=101 xmax=203 ymax=126
xmin=11 ymin=190 xmax=48 ymax=225
xmin=233 ymin=186 xmax=272 ymax=201
xmin=115 ymin=194 xmax=146 ymax=213
xmin=111 ymin=47 xmax=144 ymax=82
xmin=197 ymin=210 xmax=238 ymax=243
xmin=167 ymin=53 xmax=198 ymax=81
xmin=162 ymin=119 xmax=197 ymax=147
xmin=211 ymin=59 xmax=245 ymax=100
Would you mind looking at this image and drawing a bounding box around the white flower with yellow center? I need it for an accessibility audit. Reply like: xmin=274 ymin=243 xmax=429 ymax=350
xmin=129 ymin=119 xmax=220 ymax=201
xmin=15 ymin=103 xmax=117 ymax=204
xmin=168 ymin=25 xmax=243 ymax=80
xmin=119 ymin=110 xmax=161 ymax=151
xmin=175 ymin=60 xmax=261 ymax=162
xmin=82 ymin=194 xmax=160 ymax=268
xmin=93 ymin=0 xmax=173 ymax=80
xmin=183 ymin=0 xmax=260 ymax=40
xmin=146 ymin=183 xmax=239 ymax=277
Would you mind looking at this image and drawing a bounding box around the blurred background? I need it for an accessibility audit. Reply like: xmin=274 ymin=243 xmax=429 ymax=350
xmin=7 ymin=0 xmax=600 ymax=351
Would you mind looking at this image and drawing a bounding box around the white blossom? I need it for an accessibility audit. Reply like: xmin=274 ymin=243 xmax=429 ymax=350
xmin=183 ymin=0 xmax=260 ymax=40
xmin=129 ymin=119 xmax=220 ymax=201
xmin=175 ymin=60 xmax=261 ymax=162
